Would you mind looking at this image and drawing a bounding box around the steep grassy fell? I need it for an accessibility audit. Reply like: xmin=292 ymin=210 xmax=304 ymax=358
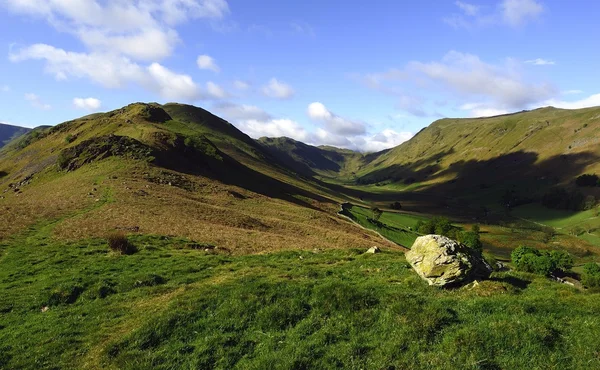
xmin=0 ymin=122 xmax=30 ymax=148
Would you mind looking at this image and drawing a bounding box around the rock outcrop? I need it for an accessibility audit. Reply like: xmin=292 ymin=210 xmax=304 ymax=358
xmin=405 ymin=235 xmax=492 ymax=287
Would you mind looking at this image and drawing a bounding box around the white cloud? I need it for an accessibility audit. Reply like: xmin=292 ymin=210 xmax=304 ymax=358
xmin=460 ymin=103 xmax=510 ymax=117
xmin=205 ymin=81 xmax=228 ymax=99
xmin=9 ymin=44 xmax=218 ymax=101
xmin=25 ymin=93 xmax=51 ymax=110
xmin=359 ymin=129 xmax=413 ymax=152
xmin=73 ymin=97 xmax=101 ymax=110
xmin=212 ymin=102 xmax=272 ymax=121
xmin=307 ymin=102 xmax=366 ymax=136
xmin=543 ymin=94 xmax=600 ymax=110
xmin=10 ymin=44 xmax=147 ymax=88
xmin=261 ymin=78 xmax=295 ymax=99
xmin=408 ymin=51 xmax=555 ymax=109
xmin=525 ymin=58 xmax=555 ymax=66
xmin=197 ymin=54 xmax=220 ymax=73
xmin=445 ymin=0 xmax=543 ymax=29
xmin=455 ymin=1 xmax=480 ymax=16
xmin=233 ymin=80 xmax=250 ymax=91
xmin=2 ymin=0 xmax=229 ymax=62
xmin=501 ymin=0 xmax=543 ymax=26
xmin=1 ymin=85 xmax=9 ymax=92
xmin=146 ymin=62 xmax=200 ymax=100
xmin=237 ymin=118 xmax=309 ymax=141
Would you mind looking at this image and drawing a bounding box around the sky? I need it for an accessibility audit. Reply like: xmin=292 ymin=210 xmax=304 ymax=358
xmin=0 ymin=0 xmax=599 ymax=152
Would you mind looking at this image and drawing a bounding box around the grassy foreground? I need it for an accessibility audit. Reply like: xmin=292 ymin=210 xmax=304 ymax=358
xmin=2 ymin=228 xmax=600 ymax=369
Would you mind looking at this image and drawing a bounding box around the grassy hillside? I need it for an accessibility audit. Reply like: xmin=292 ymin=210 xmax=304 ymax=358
xmin=357 ymin=107 xmax=600 ymax=195
xmin=0 ymin=103 xmax=389 ymax=252
xmin=2 ymin=226 xmax=600 ymax=369
xmin=0 ymin=122 xmax=30 ymax=148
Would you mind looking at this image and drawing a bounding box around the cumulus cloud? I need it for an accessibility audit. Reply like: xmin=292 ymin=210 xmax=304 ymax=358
xmin=2 ymin=0 xmax=229 ymax=61
xmin=543 ymin=94 xmax=600 ymax=110
xmin=25 ymin=93 xmax=51 ymax=110
xmin=146 ymin=62 xmax=200 ymax=100
xmin=359 ymin=129 xmax=414 ymax=152
xmin=197 ymin=55 xmax=220 ymax=72
xmin=205 ymin=81 xmax=228 ymax=99
xmin=261 ymin=78 xmax=295 ymax=99
xmin=307 ymin=102 xmax=366 ymax=136
xmin=9 ymin=44 xmax=233 ymax=101
xmin=525 ymin=58 xmax=555 ymax=66
xmin=73 ymin=97 xmax=102 ymax=110
xmin=460 ymin=103 xmax=510 ymax=117
xmin=238 ymin=118 xmax=309 ymax=141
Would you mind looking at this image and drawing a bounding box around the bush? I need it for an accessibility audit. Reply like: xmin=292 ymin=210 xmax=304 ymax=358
xmin=511 ymin=246 xmax=573 ymax=276
xmin=581 ymin=263 xmax=600 ymax=288
xmin=107 ymin=233 xmax=137 ymax=255
xmin=390 ymin=202 xmax=402 ymax=210
xmin=459 ymin=231 xmax=483 ymax=251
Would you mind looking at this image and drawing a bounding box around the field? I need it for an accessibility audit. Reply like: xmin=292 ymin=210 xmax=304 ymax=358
xmin=340 ymin=204 xmax=426 ymax=247
xmin=2 ymin=225 xmax=600 ymax=369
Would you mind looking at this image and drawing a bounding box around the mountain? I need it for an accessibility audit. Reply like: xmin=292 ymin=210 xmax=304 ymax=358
xmin=0 ymin=122 xmax=30 ymax=148
xmin=257 ymin=136 xmax=375 ymax=178
xmin=0 ymin=102 xmax=388 ymax=252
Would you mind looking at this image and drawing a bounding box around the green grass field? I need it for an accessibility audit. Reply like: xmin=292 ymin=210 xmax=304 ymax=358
xmin=2 ymin=225 xmax=600 ymax=369
xmin=341 ymin=204 xmax=426 ymax=248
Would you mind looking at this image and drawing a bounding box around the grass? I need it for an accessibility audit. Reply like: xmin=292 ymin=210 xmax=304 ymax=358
xmin=341 ymin=204 xmax=425 ymax=247
xmin=2 ymin=227 xmax=600 ymax=369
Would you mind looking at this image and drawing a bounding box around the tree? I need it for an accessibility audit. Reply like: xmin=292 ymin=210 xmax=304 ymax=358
xmin=371 ymin=207 xmax=383 ymax=221
xmin=459 ymin=231 xmax=483 ymax=251
xmin=582 ymin=263 xmax=600 ymax=288
xmin=511 ymin=246 xmax=573 ymax=276
xmin=471 ymin=224 xmax=481 ymax=234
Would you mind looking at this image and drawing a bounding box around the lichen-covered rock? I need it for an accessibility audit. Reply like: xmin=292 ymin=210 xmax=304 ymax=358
xmin=405 ymin=235 xmax=492 ymax=287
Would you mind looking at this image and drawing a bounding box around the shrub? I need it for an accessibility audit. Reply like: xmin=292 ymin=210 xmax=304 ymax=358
xmin=390 ymin=202 xmax=402 ymax=210
xmin=459 ymin=231 xmax=483 ymax=251
xmin=581 ymin=263 xmax=600 ymax=288
xmin=107 ymin=233 xmax=137 ymax=255
xmin=370 ymin=207 xmax=383 ymax=221
xmin=511 ymin=246 xmax=573 ymax=276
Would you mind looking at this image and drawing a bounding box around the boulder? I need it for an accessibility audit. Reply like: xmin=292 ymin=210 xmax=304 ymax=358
xmin=366 ymin=246 xmax=381 ymax=254
xmin=405 ymin=235 xmax=492 ymax=287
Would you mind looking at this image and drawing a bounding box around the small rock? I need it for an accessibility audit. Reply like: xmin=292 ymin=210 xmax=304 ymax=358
xmin=41 ymin=306 xmax=49 ymax=313
xmin=366 ymin=246 xmax=381 ymax=254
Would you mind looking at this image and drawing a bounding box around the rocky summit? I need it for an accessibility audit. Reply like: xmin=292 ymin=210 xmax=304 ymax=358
xmin=405 ymin=235 xmax=492 ymax=287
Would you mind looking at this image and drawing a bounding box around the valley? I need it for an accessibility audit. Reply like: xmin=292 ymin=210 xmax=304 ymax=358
xmin=1 ymin=102 xmax=600 ymax=369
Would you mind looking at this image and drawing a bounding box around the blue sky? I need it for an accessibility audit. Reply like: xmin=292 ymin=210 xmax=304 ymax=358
xmin=0 ymin=0 xmax=599 ymax=151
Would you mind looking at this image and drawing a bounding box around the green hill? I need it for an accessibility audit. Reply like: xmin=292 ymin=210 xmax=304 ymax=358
xmin=0 ymin=122 xmax=30 ymax=148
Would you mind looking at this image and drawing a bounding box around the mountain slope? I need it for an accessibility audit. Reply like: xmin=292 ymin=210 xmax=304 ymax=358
xmin=351 ymin=107 xmax=600 ymax=203
xmin=0 ymin=122 xmax=30 ymax=148
xmin=0 ymin=103 xmax=391 ymax=252
xmin=257 ymin=136 xmax=374 ymax=178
